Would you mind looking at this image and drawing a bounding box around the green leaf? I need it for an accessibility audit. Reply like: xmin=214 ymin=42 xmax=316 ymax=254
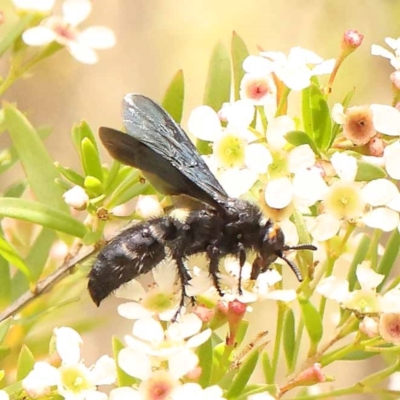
xmin=0 ymin=198 xmax=87 ymax=238
xmin=162 ymin=70 xmax=184 ymax=123
xmin=84 ymin=175 xmax=103 ymax=196
xmin=3 ymin=181 xmax=27 ymax=198
xmin=0 ymin=15 xmax=34 ymax=57
xmin=0 ymin=256 xmax=11 ymax=306
xmin=203 ymin=41 xmax=231 ymax=112
xmin=377 ymin=230 xmax=400 ymax=291
xmin=198 ymin=335 xmax=213 ymax=387
xmin=26 ymin=229 xmax=56 ymax=281
xmin=4 ymin=104 xmax=68 ymax=212
xmin=0 ymin=317 xmax=12 ymax=344
xmin=112 ymin=336 xmax=137 ymax=387
xmin=106 ymin=170 xmax=140 ymax=208
xmin=55 ymin=162 xmax=85 ymax=187
xmin=340 ymin=350 xmax=376 ymax=361
xmin=285 ymin=131 xmax=318 ymax=154
xmin=299 ymin=298 xmax=323 ymax=345
xmin=81 ymin=137 xmax=104 ymax=182
xmin=0 ymin=235 xmax=31 ymax=279
xmin=226 ymin=348 xmax=260 ymax=398
xmin=262 ymin=351 xmax=272 ymax=383
xmin=355 ymin=161 xmax=386 ymax=181
xmin=17 ymin=345 xmax=35 ymax=381
xmin=302 ymin=84 xmax=331 ymax=150
xmin=283 ymin=308 xmax=295 ymax=370
xmin=231 ymin=31 xmax=249 ymax=101
xmin=72 ymin=120 xmax=98 ymax=153
xmin=347 ymin=235 xmax=370 ymax=291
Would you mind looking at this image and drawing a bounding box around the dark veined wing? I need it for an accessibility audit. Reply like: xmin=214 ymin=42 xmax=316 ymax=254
xmin=99 ymin=93 xmax=229 ymax=209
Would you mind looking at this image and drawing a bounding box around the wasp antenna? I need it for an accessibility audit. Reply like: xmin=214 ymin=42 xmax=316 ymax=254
xmin=283 ymin=244 xmax=317 ymax=252
xmin=280 ymin=255 xmax=303 ymax=282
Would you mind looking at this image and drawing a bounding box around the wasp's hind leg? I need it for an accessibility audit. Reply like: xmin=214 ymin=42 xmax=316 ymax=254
xmin=207 ymin=245 xmax=224 ymax=297
xmin=237 ymin=243 xmax=246 ymax=296
xmin=171 ymin=256 xmax=193 ymax=321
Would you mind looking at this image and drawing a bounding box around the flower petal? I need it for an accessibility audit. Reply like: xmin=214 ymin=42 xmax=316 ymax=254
xmin=371 ymin=44 xmax=394 ymax=59
xmin=264 ymin=177 xmax=293 ymax=209
xmin=167 ymin=313 xmax=202 ymax=340
xmin=68 ymin=42 xmax=99 ymax=64
xmin=218 ymin=168 xmax=258 ymax=198
xmin=384 ymin=140 xmax=400 ymax=179
xmin=91 ymin=355 xmax=116 ymax=385
xmin=118 ymin=348 xmax=152 ymax=380
xmin=62 ymin=0 xmax=92 ymax=25
xmin=118 ymin=302 xmax=153 ymax=320
xmin=54 ymin=327 xmax=82 ymax=365
xmin=188 ymin=106 xmax=221 ymax=141
xmin=79 ymin=27 xmax=116 ymax=49
xmin=331 ymin=103 xmax=346 ymax=124
xmin=361 ymin=179 xmax=398 ymax=206
xmin=168 ymin=349 xmax=198 ymax=380
xmin=331 ymin=152 xmax=357 ymax=182
xmin=22 ymin=26 xmax=56 ymax=46
xmin=266 ymin=115 xmax=295 ymax=149
xmin=364 ymin=207 xmax=399 ymax=232
xmin=244 ymin=143 xmax=272 ymax=173
xmin=371 ymin=104 xmax=400 ymax=136
xmin=132 ymin=318 xmax=164 ymax=343
xmin=288 ymin=144 xmax=315 ymax=173
xmin=309 ymin=213 xmax=341 ymax=241
xmin=110 ymin=387 xmax=142 ymax=400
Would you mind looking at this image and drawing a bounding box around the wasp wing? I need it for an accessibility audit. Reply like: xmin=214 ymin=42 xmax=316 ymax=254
xmin=100 ymin=93 xmax=229 ymax=209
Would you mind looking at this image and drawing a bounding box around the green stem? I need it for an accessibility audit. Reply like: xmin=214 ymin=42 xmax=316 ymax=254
xmin=275 ymin=86 xmax=291 ymax=117
xmin=270 ymin=302 xmax=285 ymax=382
xmin=256 ymin=105 xmax=268 ymax=132
xmin=289 ymin=318 xmax=304 ymax=375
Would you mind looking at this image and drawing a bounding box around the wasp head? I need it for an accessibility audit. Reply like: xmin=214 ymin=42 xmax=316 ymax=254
xmin=251 ymin=220 xmax=316 ymax=281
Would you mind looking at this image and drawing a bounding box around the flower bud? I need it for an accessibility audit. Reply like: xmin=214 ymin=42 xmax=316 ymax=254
xmin=226 ymin=300 xmax=247 ymax=345
xmin=62 ymin=186 xmax=89 ymax=211
xmin=342 ymin=29 xmax=364 ymax=51
xmin=280 ymin=363 xmax=327 ymax=394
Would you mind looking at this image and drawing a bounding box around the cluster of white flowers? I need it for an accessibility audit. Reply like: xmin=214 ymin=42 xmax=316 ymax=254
xmin=187 ymin=38 xmax=400 ymax=244
xmin=13 ymin=0 xmax=116 ymax=64
xmin=317 ymin=262 xmax=400 ymax=345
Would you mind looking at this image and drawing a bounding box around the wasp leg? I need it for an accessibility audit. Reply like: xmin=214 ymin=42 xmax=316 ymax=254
xmin=207 ymin=245 xmax=223 ymax=297
xmin=238 ymin=243 xmax=246 ymax=296
xmin=171 ymin=256 xmax=192 ymax=321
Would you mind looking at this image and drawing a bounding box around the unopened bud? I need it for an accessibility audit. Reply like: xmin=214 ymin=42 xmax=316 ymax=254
xmin=226 ymin=300 xmax=247 ymax=345
xmin=280 ymin=363 xmax=327 ymax=394
xmin=342 ymin=29 xmax=364 ymax=51
xmin=63 ymin=186 xmax=89 ymax=211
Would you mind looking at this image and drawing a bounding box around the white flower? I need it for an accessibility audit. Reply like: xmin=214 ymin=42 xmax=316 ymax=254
xmin=23 ymin=327 xmax=116 ymax=400
xmin=258 ymin=47 xmax=335 ymax=91
xmin=122 ymin=314 xmax=211 ymax=359
xmin=188 ymin=250 xmax=297 ymax=305
xmin=264 ymin=144 xmax=321 ymax=210
xmin=0 ymin=391 xmax=9 ymax=400
xmin=188 ymin=101 xmax=270 ymax=197
xmin=115 ymin=260 xmax=182 ymax=322
xmin=332 ymin=103 xmax=400 ymax=143
xmin=110 ymin=378 xmax=225 ymax=400
xmin=371 ymin=37 xmax=400 ymax=70
xmin=384 ymin=140 xmax=400 ymax=180
xmin=22 ymin=0 xmax=116 ymax=64
xmin=13 ymin=0 xmax=55 ymax=12
xmin=317 ymin=263 xmax=384 ymax=314
xmin=239 ymin=70 xmax=277 ymax=114
xmin=63 ymin=185 xmax=89 ymax=210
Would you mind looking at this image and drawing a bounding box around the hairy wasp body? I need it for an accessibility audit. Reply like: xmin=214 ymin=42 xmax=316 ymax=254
xmin=88 ymin=94 xmax=316 ymax=310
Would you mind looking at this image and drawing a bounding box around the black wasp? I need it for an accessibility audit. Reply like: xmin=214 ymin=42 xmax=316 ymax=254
xmin=88 ymin=94 xmax=316 ymax=312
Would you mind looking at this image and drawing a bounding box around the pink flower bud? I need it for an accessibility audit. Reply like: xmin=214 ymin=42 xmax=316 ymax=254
xmin=342 ymin=29 xmax=364 ymax=49
xmin=226 ymin=300 xmax=247 ymax=345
